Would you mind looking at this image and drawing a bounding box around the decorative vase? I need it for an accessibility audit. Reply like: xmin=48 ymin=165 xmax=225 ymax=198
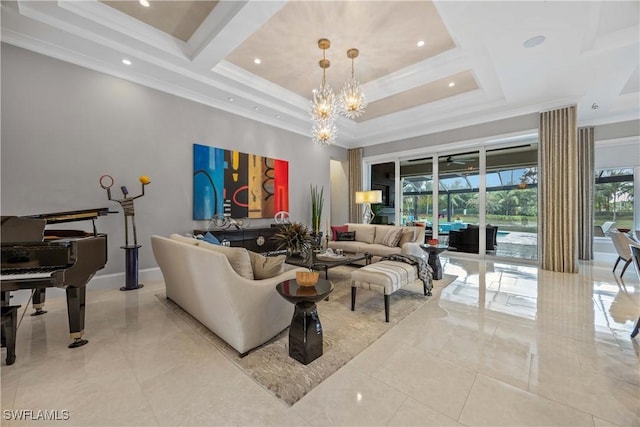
xmin=296 ymin=271 xmax=319 ymax=287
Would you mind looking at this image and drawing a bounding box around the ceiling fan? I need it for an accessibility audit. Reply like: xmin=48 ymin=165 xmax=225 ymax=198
xmin=446 ymin=155 xmax=470 ymax=165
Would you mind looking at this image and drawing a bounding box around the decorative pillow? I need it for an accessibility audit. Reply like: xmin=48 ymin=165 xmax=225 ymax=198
xmin=382 ymin=228 xmax=403 ymax=247
xmin=196 ymin=241 xmax=254 ymax=280
xmin=397 ymin=229 xmax=415 ymax=247
xmin=336 ymin=231 xmax=356 ymax=241
xmin=248 ymin=251 xmax=286 ymax=280
xmin=331 ymin=225 xmax=349 ymax=241
xmin=202 ymin=231 xmax=220 ymax=245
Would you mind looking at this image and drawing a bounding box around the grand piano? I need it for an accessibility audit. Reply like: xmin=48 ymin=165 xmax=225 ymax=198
xmin=1 ymin=208 xmax=109 ymax=351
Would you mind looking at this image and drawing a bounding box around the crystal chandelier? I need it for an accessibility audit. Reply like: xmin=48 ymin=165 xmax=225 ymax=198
xmin=310 ymin=39 xmax=337 ymax=122
xmin=312 ymin=118 xmax=337 ymax=145
xmin=310 ymin=38 xmax=337 ymax=145
xmin=339 ymin=48 xmax=367 ymax=119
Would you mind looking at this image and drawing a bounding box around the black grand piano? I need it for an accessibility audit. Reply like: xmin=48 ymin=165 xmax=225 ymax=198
xmin=1 ymin=208 xmax=109 ymax=355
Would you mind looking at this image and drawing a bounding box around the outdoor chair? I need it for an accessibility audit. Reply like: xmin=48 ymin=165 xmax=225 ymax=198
xmin=610 ymin=231 xmax=640 ymax=278
xmin=595 ymin=221 xmax=616 ymax=237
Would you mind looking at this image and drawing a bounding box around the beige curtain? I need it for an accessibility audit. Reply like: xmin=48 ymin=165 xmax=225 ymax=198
xmin=538 ymin=106 xmax=578 ymax=273
xmin=578 ymin=127 xmax=594 ymax=260
xmin=348 ymin=148 xmax=363 ymax=223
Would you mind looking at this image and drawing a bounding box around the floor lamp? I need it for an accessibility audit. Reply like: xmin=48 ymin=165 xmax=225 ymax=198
xmin=355 ymin=190 xmax=383 ymax=224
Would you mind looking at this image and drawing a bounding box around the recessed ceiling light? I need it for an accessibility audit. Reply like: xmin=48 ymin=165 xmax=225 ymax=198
xmin=416 ymin=40 xmax=425 ymax=47
xmin=254 ymin=107 xmax=259 ymax=110
xmin=254 ymin=58 xmax=261 ymax=65
xmin=122 ymin=59 xmax=132 ymax=65
xmin=139 ymin=0 xmax=150 ymax=7
xmin=523 ymin=35 xmax=546 ymax=48
xmin=228 ymin=97 xmax=234 ymax=102
xmin=448 ymin=82 xmax=455 ymax=87
xmin=276 ymin=115 xmax=281 ymax=119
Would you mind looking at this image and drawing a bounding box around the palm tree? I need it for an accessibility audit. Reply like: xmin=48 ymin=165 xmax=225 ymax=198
xmin=494 ymin=190 xmax=520 ymax=216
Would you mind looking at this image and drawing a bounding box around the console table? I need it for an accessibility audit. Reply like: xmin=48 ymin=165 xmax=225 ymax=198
xmin=193 ymin=226 xmax=281 ymax=253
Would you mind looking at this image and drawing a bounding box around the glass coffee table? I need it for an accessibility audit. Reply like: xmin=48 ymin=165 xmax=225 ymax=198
xmin=285 ymin=252 xmax=372 ymax=279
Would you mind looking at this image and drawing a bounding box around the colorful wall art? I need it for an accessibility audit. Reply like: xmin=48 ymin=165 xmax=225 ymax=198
xmin=193 ymin=144 xmax=289 ymax=220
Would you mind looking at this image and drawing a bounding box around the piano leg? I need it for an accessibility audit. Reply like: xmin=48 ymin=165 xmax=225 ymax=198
xmin=65 ymin=286 xmax=88 ymax=348
xmin=31 ymin=288 xmax=48 ymax=316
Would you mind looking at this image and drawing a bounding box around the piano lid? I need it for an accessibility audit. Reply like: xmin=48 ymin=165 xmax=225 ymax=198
xmin=0 ymin=216 xmax=46 ymax=243
xmin=22 ymin=207 xmax=111 ymax=224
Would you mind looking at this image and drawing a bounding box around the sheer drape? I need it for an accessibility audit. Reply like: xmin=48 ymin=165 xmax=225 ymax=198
xmin=578 ymin=127 xmax=595 ymax=260
xmin=348 ymin=148 xmax=363 ymax=223
xmin=538 ymin=106 xmax=578 ymax=273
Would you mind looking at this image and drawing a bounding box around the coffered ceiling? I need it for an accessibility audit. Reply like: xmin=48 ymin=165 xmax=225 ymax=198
xmin=2 ymin=1 xmax=638 ymax=148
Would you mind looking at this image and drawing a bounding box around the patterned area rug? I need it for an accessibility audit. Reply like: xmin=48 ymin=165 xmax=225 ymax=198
xmin=156 ymin=266 xmax=457 ymax=406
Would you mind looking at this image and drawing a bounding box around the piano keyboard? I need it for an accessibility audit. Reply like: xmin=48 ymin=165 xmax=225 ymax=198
xmin=1 ymin=271 xmax=54 ymax=281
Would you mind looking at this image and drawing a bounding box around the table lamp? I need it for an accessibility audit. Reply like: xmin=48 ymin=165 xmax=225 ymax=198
xmin=355 ymin=190 xmax=383 ymax=224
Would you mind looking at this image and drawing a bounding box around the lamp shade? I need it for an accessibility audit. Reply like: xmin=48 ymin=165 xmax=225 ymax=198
xmin=355 ymin=190 xmax=382 ymax=204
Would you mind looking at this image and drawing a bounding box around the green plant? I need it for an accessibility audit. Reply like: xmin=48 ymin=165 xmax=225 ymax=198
xmin=273 ymin=222 xmax=312 ymax=254
xmin=311 ymin=185 xmax=324 ymax=234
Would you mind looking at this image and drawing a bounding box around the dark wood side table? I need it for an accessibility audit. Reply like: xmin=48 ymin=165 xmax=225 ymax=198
xmin=420 ymin=244 xmax=448 ymax=280
xmin=275 ymin=278 xmax=333 ymax=365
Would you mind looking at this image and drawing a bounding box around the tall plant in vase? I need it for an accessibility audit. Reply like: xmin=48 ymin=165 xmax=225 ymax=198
xmin=310 ymin=185 xmax=324 ymax=247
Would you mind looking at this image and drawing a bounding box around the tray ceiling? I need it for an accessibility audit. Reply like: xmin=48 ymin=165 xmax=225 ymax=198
xmin=2 ymin=0 xmax=638 ymax=148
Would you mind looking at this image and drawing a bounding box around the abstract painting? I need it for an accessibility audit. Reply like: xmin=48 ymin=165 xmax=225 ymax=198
xmin=193 ymin=144 xmax=289 ymax=220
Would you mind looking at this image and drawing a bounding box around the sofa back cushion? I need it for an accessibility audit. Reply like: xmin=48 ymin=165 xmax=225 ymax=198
xmin=195 ymin=240 xmax=254 ymax=280
xmin=170 ymin=233 xmax=200 ymax=245
xmin=348 ymin=224 xmax=375 ymax=244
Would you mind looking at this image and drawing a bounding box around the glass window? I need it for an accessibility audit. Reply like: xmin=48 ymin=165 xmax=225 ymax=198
xmin=595 ymin=168 xmax=634 ymax=230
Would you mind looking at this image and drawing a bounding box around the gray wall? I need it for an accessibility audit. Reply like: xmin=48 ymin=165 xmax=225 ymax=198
xmin=363 ymin=113 xmax=540 ymax=157
xmin=1 ymin=44 xmax=339 ymax=275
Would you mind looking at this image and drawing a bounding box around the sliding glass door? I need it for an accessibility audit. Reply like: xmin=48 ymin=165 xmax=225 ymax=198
xmin=370 ymin=141 xmax=539 ymax=261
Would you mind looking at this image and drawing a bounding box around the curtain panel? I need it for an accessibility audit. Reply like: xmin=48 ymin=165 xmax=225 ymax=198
xmin=578 ymin=127 xmax=595 ymax=260
xmin=538 ymin=106 xmax=579 ymax=273
xmin=348 ymin=148 xmax=363 ymax=223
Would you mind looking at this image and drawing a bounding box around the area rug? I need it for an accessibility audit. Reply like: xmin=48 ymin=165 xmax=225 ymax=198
xmin=156 ymin=266 xmax=457 ymax=406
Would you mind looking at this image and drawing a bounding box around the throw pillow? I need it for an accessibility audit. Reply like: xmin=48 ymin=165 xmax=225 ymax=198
xmin=202 ymin=231 xmax=220 ymax=245
xmin=331 ymin=225 xmax=349 ymax=241
xmin=336 ymin=231 xmax=356 ymax=241
xmin=382 ymin=228 xmax=403 ymax=247
xmin=397 ymin=229 xmax=415 ymax=247
xmin=196 ymin=241 xmax=254 ymax=280
xmin=248 ymin=251 xmax=286 ymax=280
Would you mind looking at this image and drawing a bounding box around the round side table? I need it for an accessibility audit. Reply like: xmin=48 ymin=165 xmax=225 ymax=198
xmin=276 ymin=278 xmax=333 ymax=365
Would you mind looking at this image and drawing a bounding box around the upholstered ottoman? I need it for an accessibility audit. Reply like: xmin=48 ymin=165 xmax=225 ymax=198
xmin=351 ymin=261 xmax=430 ymax=322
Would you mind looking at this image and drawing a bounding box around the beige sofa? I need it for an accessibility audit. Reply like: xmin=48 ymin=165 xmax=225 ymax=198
xmin=151 ymin=234 xmax=306 ymax=356
xmin=327 ymin=223 xmax=425 ymax=262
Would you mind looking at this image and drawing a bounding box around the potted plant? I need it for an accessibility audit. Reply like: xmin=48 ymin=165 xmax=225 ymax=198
xmin=273 ymin=222 xmax=312 ymax=257
xmin=310 ymin=185 xmax=324 ymax=247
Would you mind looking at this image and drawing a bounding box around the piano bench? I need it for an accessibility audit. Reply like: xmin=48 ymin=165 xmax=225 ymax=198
xmin=1 ymin=305 xmax=21 ymax=365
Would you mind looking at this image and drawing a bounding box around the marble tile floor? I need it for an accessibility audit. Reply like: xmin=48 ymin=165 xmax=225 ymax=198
xmin=2 ymin=257 xmax=639 ymax=426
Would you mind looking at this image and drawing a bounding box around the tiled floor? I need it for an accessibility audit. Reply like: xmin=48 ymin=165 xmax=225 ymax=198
xmin=2 ymin=256 xmax=639 ymax=426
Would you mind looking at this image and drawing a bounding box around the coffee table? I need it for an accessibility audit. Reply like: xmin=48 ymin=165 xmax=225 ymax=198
xmin=285 ymin=252 xmax=372 ymax=279
xmin=420 ymin=244 xmax=448 ymax=280
xmin=276 ymin=278 xmax=333 ymax=365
